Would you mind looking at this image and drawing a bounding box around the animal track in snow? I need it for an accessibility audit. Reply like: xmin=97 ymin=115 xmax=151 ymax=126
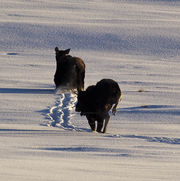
xmin=47 ymin=93 xmax=78 ymax=131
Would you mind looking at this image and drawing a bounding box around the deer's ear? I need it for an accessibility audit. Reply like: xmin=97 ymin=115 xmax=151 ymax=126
xmin=64 ymin=48 xmax=70 ymax=55
xmin=55 ymin=47 xmax=59 ymax=53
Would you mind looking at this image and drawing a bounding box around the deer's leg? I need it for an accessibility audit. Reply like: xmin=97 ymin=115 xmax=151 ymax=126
xmin=86 ymin=115 xmax=96 ymax=131
xmin=102 ymin=113 xmax=110 ymax=133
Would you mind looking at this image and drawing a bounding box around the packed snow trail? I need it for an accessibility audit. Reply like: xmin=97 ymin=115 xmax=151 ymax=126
xmin=47 ymin=92 xmax=77 ymax=131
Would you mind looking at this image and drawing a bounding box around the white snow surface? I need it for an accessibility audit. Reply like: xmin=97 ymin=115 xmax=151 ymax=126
xmin=0 ymin=0 xmax=180 ymax=180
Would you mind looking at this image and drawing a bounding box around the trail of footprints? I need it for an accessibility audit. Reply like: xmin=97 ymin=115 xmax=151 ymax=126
xmin=47 ymin=93 xmax=78 ymax=131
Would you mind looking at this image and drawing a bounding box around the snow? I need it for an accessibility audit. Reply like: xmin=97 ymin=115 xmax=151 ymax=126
xmin=0 ymin=0 xmax=180 ymax=180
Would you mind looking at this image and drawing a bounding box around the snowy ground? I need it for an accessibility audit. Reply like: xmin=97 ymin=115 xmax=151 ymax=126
xmin=0 ymin=0 xmax=180 ymax=180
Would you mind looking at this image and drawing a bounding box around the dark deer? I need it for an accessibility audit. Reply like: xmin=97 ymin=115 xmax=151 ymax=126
xmin=54 ymin=47 xmax=85 ymax=92
xmin=75 ymin=79 xmax=122 ymax=133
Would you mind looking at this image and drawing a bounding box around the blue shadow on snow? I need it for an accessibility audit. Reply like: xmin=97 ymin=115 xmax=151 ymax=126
xmin=105 ymin=134 xmax=180 ymax=145
xmin=0 ymin=88 xmax=55 ymax=94
xmin=118 ymin=105 xmax=180 ymax=116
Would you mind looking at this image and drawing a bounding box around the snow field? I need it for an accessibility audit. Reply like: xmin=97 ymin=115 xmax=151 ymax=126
xmin=0 ymin=0 xmax=180 ymax=180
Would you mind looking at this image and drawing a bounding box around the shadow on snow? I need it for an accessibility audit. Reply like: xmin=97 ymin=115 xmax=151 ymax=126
xmin=1 ymin=22 xmax=180 ymax=57
xmin=0 ymin=128 xmax=60 ymax=135
xmin=106 ymin=134 xmax=180 ymax=145
xmin=118 ymin=105 xmax=180 ymax=116
xmin=40 ymin=146 xmax=130 ymax=157
xmin=0 ymin=88 xmax=55 ymax=94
